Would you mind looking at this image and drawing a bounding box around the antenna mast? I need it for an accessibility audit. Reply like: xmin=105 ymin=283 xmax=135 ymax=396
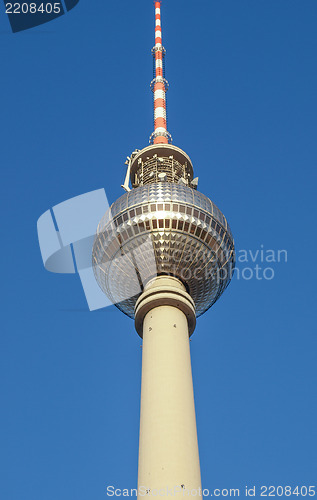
xmin=150 ymin=1 xmax=172 ymax=145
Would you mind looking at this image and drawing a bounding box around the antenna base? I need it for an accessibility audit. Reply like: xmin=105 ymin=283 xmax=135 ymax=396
xmin=149 ymin=130 xmax=172 ymax=144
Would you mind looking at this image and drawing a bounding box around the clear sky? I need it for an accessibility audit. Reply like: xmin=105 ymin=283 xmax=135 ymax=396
xmin=0 ymin=1 xmax=316 ymax=499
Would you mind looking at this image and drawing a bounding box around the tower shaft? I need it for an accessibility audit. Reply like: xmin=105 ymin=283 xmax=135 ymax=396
xmin=135 ymin=277 xmax=201 ymax=497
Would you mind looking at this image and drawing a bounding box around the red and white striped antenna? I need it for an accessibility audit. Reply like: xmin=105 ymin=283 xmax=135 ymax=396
xmin=150 ymin=1 xmax=172 ymax=145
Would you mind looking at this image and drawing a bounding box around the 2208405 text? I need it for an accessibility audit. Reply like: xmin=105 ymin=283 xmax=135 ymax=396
xmin=5 ymin=3 xmax=62 ymax=14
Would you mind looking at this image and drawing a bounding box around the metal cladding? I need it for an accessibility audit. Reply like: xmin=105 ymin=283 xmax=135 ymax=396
xmin=92 ymin=173 xmax=235 ymax=319
xmin=150 ymin=1 xmax=171 ymax=145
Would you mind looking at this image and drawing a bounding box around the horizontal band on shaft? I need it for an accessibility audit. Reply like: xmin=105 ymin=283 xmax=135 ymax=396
xmin=135 ymin=277 xmax=196 ymax=337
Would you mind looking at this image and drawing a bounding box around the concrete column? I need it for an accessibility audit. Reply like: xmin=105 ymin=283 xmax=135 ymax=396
xmin=135 ymin=277 xmax=201 ymax=498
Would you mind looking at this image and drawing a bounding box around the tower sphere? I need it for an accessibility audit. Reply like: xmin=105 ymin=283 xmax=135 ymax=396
xmin=92 ymin=144 xmax=235 ymax=323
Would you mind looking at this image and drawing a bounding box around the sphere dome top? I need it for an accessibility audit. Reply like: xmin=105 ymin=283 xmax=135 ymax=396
xmin=92 ymin=182 xmax=235 ymax=319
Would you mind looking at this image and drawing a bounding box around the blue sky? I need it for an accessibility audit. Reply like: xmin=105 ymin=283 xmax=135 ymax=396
xmin=0 ymin=1 xmax=316 ymax=499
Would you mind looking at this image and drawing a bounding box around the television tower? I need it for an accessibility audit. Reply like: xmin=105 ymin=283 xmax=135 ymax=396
xmin=92 ymin=2 xmax=235 ymax=496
